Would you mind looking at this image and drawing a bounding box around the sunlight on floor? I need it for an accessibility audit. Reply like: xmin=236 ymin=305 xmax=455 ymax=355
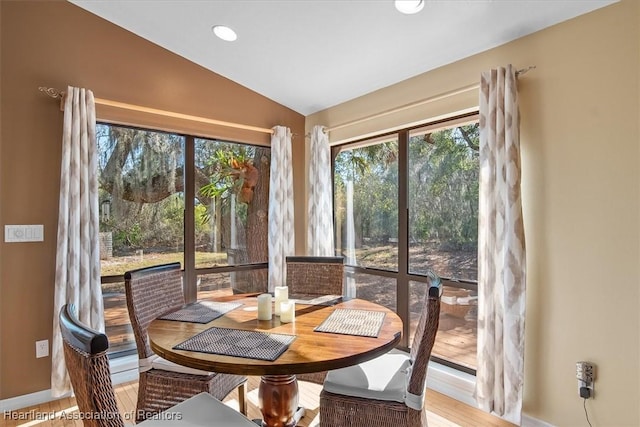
xmin=427 ymin=411 xmax=462 ymax=427
xmin=16 ymin=405 xmax=79 ymax=427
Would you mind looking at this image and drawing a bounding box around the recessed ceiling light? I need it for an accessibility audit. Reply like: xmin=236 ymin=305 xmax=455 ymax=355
xmin=212 ymin=25 xmax=237 ymax=42
xmin=395 ymin=0 xmax=424 ymax=14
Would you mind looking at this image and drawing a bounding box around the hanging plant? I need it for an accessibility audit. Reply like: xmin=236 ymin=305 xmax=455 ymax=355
xmin=200 ymin=150 xmax=259 ymax=204
xmin=230 ymin=157 xmax=259 ymax=203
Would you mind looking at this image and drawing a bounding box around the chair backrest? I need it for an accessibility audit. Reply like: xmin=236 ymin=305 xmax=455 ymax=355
xmin=124 ymin=262 xmax=185 ymax=359
xmin=59 ymin=304 xmax=124 ymax=427
xmin=285 ymin=256 xmax=345 ymax=296
xmin=407 ymin=270 xmax=442 ymax=399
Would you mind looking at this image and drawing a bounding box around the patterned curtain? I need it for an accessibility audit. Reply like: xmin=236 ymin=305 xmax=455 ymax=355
xmin=51 ymin=86 xmax=104 ymax=397
xmin=476 ymin=65 xmax=526 ymax=425
xmin=307 ymin=125 xmax=334 ymax=255
xmin=268 ymin=126 xmax=295 ymax=291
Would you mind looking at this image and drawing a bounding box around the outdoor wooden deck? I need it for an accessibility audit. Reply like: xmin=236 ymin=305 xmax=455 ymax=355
xmin=103 ymin=287 xmax=477 ymax=370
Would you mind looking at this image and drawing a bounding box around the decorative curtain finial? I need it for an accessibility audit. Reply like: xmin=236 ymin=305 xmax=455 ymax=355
xmin=38 ymin=86 xmax=65 ymax=99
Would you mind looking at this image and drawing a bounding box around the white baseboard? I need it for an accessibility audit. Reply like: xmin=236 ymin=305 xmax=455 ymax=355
xmin=0 ymin=389 xmax=65 ymax=413
xmin=427 ymin=362 xmax=477 ymax=407
xmin=109 ymin=354 xmax=139 ymax=378
xmin=111 ymin=367 xmax=139 ymax=386
xmin=0 ymin=356 xmax=139 ymax=412
xmin=522 ymin=414 xmax=556 ymax=427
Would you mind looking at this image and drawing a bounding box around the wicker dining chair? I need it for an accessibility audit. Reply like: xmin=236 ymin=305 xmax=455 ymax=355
xmin=58 ymin=304 xmax=256 ymax=427
xmin=124 ymin=262 xmax=247 ymax=422
xmin=319 ymin=271 xmax=442 ymax=427
xmin=286 ymin=256 xmax=345 ymax=297
xmin=286 ymin=256 xmax=344 ymax=385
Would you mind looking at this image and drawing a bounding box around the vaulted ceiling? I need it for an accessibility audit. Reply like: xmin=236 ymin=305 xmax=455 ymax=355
xmin=70 ymin=0 xmax=616 ymax=115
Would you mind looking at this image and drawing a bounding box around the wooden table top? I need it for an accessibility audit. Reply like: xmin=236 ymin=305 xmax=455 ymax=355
xmin=148 ymin=296 xmax=402 ymax=376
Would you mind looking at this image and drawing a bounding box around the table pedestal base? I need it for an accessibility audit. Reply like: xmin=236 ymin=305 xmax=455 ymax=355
xmin=258 ymin=374 xmax=299 ymax=427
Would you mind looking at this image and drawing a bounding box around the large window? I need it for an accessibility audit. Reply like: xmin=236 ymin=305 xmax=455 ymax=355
xmin=97 ymin=124 xmax=269 ymax=357
xmin=333 ymin=114 xmax=479 ymax=372
xmin=193 ymin=139 xmax=270 ymax=298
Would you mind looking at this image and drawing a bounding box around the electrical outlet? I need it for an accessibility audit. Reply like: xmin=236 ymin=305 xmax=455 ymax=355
xmin=576 ymin=361 xmax=594 ymax=382
xmin=36 ymin=340 xmax=49 ymax=358
xmin=576 ymin=361 xmax=595 ymax=398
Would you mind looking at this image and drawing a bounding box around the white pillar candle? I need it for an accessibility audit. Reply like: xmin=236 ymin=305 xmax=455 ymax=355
xmin=274 ymin=286 xmax=288 ymax=315
xmin=257 ymin=293 xmax=272 ymax=320
xmin=279 ymin=300 xmax=295 ymax=323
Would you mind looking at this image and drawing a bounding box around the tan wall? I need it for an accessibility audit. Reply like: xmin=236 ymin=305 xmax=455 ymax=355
xmin=0 ymin=1 xmax=304 ymax=399
xmin=0 ymin=0 xmax=4 ymax=398
xmin=307 ymin=1 xmax=640 ymax=425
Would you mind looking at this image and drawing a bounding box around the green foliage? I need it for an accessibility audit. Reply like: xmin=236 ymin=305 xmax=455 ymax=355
xmin=199 ymin=145 xmax=254 ymax=225
xmin=112 ymin=222 xmax=142 ymax=249
xmin=334 ymin=124 xmax=479 ymax=250
xmin=157 ymin=193 xmax=186 ymax=243
xmin=96 ymin=123 xmax=269 ymax=271
xmin=199 ymin=148 xmax=248 ymax=199
xmin=334 ymin=139 xmax=400 ymax=243
xmin=408 ymin=124 xmax=479 ymax=249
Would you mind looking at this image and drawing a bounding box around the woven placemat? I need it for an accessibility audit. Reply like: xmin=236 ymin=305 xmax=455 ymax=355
xmin=174 ymin=327 xmax=295 ymax=361
xmin=289 ymin=294 xmax=343 ymax=306
xmin=158 ymin=301 xmax=242 ymax=324
xmin=314 ymin=308 xmax=386 ymax=337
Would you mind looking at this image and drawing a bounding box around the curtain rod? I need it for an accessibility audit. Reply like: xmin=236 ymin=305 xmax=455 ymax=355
xmin=324 ymin=65 xmax=536 ymax=134
xmin=38 ymin=86 xmax=275 ymax=135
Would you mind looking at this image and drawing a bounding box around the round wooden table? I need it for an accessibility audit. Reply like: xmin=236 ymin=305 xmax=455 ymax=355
xmin=148 ymin=296 xmax=402 ymax=427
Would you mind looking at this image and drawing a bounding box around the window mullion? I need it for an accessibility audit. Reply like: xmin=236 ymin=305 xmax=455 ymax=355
xmin=184 ymin=135 xmax=196 ymax=303
xmin=397 ymin=130 xmax=409 ymax=348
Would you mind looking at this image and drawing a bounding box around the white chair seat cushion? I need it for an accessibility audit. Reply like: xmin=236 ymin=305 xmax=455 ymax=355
xmin=148 ymin=355 xmax=212 ymax=376
xmin=139 ymin=392 xmax=255 ymax=426
xmin=323 ymin=348 xmax=411 ymax=403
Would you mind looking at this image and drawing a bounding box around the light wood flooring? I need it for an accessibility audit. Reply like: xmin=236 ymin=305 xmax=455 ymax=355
xmin=1 ymin=376 xmax=515 ymax=427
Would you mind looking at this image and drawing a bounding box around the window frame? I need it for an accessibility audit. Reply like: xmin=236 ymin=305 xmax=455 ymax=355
xmin=98 ymin=122 xmax=269 ymax=358
xmin=331 ymin=111 xmax=479 ymax=375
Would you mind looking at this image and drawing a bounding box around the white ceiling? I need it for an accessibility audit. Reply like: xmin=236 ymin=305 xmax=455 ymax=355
xmin=69 ymin=0 xmax=616 ymax=116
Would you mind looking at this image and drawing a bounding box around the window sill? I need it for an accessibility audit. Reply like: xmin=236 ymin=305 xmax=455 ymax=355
xmin=110 ymin=354 xmax=139 ymax=385
xmin=427 ymin=362 xmax=477 ymax=407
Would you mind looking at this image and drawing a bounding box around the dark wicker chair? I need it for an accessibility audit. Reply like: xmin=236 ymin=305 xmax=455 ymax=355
xmin=319 ymin=271 xmax=442 ymax=427
xmin=286 ymin=256 xmax=344 ymax=385
xmin=124 ymin=262 xmax=246 ymax=421
xmin=58 ymin=304 xmax=255 ymax=427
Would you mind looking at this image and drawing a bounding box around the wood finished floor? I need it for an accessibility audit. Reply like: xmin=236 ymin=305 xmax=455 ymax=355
xmin=1 ymin=376 xmax=515 ymax=427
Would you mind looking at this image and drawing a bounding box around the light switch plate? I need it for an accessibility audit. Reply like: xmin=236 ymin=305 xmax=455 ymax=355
xmin=36 ymin=340 xmax=49 ymax=358
xmin=4 ymin=225 xmax=44 ymax=242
